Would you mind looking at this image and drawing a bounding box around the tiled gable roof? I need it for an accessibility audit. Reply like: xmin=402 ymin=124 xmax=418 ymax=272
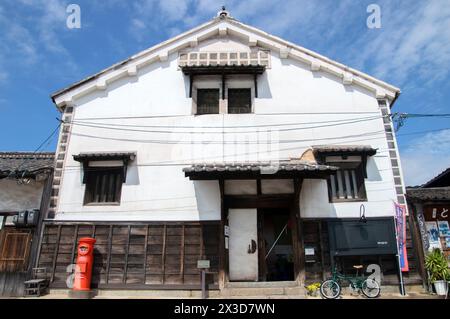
xmin=0 ymin=152 xmax=54 ymax=177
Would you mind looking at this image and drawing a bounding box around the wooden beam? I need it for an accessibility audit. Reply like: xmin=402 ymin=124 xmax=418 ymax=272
xmin=181 ymin=225 xmax=185 ymax=284
xmin=254 ymin=74 xmax=258 ymax=98
xmin=318 ymin=221 xmax=326 ymax=281
xmin=162 ymin=225 xmax=167 ymax=285
xmin=105 ymin=225 xmax=113 ymax=284
xmin=143 ymin=225 xmax=149 ymax=284
xmin=222 ymin=74 xmax=225 ymax=100
xmin=293 ymin=178 xmax=305 ymax=285
xmin=257 ymin=178 xmax=262 ymax=195
xmin=34 ymin=223 xmax=46 ymax=268
xmin=123 ymin=225 xmax=131 ymax=284
xmin=189 ymin=75 xmax=193 ymax=98
xmin=408 ymin=211 xmax=427 ymax=286
xmin=70 ymin=225 xmax=79 ymax=264
xmin=50 ymin=225 xmax=62 ymax=282
xmin=218 ymin=179 xmax=226 ymax=289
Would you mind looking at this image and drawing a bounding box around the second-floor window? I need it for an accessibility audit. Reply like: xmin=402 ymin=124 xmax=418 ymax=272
xmin=228 ymin=89 xmax=251 ymax=114
xmin=84 ymin=167 xmax=123 ymax=205
xmin=197 ymin=89 xmax=219 ymax=114
xmin=327 ymin=162 xmax=367 ymax=202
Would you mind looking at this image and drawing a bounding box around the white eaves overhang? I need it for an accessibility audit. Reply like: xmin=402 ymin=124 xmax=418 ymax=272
xmin=51 ymin=16 xmax=401 ymax=111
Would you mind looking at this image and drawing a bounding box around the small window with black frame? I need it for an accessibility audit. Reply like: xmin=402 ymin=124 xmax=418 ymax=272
xmin=196 ymin=89 xmax=219 ymax=114
xmin=228 ymin=88 xmax=251 ymax=114
xmin=327 ymin=161 xmax=367 ymax=202
xmin=84 ymin=166 xmax=124 ymax=205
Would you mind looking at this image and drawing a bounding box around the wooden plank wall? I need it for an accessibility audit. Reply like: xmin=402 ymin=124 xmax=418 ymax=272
xmin=0 ymin=227 xmax=34 ymax=296
xmin=302 ymin=220 xmax=423 ymax=285
xmin=37 ymin=222 xmax=220 ymax=289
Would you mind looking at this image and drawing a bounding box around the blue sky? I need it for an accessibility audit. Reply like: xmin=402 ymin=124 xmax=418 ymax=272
xmin=0 ymin=0 xmax=449 ymax=186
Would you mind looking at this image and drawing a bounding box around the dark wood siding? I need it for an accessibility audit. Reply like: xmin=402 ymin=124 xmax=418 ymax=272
xmin=0 ymin=228 xmax=33 ymax=296
xmin=37 ymin=222 xmax=220 ymax=289
xmin=302 ymin=220 xmax=423 ymax=286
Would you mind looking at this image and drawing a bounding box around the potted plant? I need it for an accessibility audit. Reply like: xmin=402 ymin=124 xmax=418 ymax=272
xmin=305 ymin=283 xmax=321 ymax=297
xmin=425 ymin=249 xmax=450 ymax=296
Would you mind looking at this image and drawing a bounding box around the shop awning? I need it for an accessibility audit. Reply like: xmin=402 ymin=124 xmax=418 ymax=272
xmin=183 ymin=161 xmax=338 ymax=180
xmin=328 ymin=218 xmax=397 ymax=256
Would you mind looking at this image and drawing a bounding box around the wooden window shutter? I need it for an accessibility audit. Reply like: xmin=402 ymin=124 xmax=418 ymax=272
xmin=0 ymin=230 xmax=32 ymax=272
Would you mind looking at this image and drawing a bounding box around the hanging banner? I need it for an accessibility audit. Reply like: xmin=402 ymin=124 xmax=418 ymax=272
xmin=425 ymin=221 xmax=442 ymax=251
xmin=395 ymin=203 xmax=409 ymax=272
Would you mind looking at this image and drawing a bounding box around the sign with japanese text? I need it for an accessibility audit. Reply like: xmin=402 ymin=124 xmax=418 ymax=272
xmin=395 ymin=203 xmax=409 ymax=272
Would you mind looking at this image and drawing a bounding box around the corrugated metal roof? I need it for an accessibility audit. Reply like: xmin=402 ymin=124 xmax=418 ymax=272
xmin=0 ymin=152 xmax=54 ymax=177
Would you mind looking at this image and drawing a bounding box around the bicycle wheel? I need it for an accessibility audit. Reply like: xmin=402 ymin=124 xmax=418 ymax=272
xmin=320 ymin=280 xmax=341 ymax=299
xmin=361 ymin=278 xmax=380 ymax=298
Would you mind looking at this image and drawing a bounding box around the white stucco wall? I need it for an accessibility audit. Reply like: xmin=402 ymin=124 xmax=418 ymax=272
xmin=55 ymin=36 xmax=397 ymax=221
xmin=0 ymin=179 xmax=44 ymax=212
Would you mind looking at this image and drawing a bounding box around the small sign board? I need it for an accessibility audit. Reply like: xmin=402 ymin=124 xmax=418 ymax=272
xmin=197 ymin=260 xmax=210 ymax=269
xmin=305 ymin=248 xmax=315 ymax=256
xmin=224 ymin=225 xmax=230 ymax=236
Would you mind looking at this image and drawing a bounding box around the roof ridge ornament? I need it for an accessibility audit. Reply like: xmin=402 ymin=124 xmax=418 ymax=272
xmin=217 ymin=6 xmax=230 ymax=19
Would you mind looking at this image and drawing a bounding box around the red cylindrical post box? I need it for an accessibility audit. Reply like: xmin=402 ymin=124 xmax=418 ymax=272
xmin=73 ymin=237 xmax=96 ymax=291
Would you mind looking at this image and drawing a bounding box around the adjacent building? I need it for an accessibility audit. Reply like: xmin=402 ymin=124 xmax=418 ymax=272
xmin=407 ymin=168 xmax=450 ymax=287
xmin=0 ymin=152 xmax=54 ymax=296
xmin=36 ymin=10 xmax=423 ymax=295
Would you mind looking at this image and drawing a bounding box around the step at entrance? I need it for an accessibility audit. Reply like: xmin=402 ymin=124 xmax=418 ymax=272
xmin=221 ymin=282 xmax=305 ymax=297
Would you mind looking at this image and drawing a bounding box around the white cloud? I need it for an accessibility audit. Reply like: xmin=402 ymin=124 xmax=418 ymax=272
xmin=343 ymin=1 xmax=450 ymax=87
xmin=0 ymin=0 xmax=79 ymax=82
xmin=159 ymin=0 xmax=191 ymax=21
xmin=400 ymin=130 xmax=450 ymax=186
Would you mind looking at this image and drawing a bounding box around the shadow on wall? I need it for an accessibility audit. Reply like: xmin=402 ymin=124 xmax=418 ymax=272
xmin=300 ymin=179 xmax=338 ymax=218
xmin=125 ymin=161 xmax=140 ymax=186
xmin=257 ymin=71 xmax=272 ymax=99
xmin=193 ymin=180 xmax=221 ymax=220
xmin=92 ymin=248 xmax=104 ymax=289
xmin=366 ymin=157 xmax=382 ymax=182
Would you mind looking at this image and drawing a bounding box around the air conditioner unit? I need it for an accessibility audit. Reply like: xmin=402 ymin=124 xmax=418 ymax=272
xmin=13 ymin=211 xmax=28 ymax=227
xmin=26 ymin=209 xmax=40 ymax=226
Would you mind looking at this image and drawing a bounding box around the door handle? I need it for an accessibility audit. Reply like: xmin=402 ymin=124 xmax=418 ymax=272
xmin=247 ymin=239 xmax=257 ymax=254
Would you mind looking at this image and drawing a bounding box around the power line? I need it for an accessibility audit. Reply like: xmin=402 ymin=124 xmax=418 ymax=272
xmin=66 ymin=125 xmax=450 ymax=145
xmin=57 ymin=126 xmax=450 ymax=172
xmin=61 ymin=143 xmax=391 ymax=172
xmin=70 ymin=129 xmax=387 ymax=145
xmin=74 ymin=111 xmax=382 ymax=121
xmin=70 ymin=115 xmax=384 ymax=129
xmin=68 ymin=115 xmax=386 ymax=134
xmin=392 ymin=112 xmax=450 ymax=131
xmin=7 ymin=123 xmax=61 ymax=178
xmin=404 ymin=113 xmax=450 ymax=118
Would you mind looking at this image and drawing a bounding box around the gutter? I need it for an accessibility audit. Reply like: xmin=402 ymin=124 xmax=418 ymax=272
xmin=389 ymin=91 xmax=401 ymax=109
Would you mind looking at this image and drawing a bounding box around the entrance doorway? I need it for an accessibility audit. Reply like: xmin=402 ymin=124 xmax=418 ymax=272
xmin=227 ymin=207 xmax=295 ymax=282
xmin=259 ymin=208 xmax=295 ymax=281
